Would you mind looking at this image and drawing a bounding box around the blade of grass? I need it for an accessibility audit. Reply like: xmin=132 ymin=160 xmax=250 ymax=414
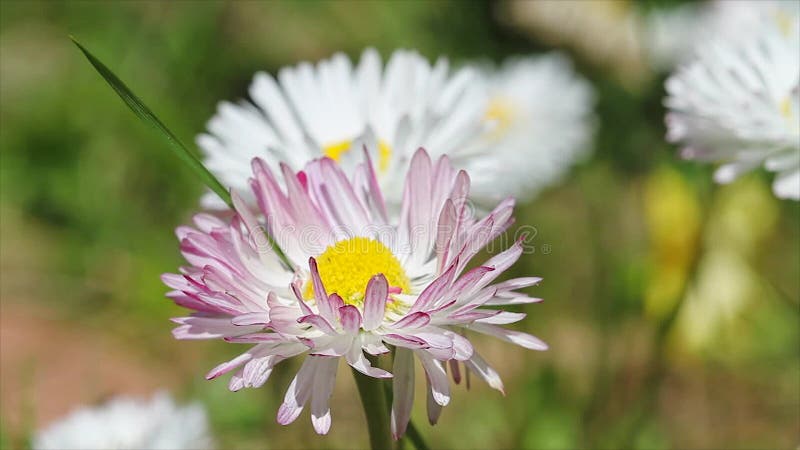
xmin=70 ymin=36 xmax=231 ymax=207
xmin=71 ymin=37 xmax=292 ymax=268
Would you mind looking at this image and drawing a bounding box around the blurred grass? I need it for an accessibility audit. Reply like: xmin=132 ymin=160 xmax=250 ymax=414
xmin=1 ymin=1 xmax=798 ymax=449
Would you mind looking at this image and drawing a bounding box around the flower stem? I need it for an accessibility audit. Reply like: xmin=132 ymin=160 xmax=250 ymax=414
xmin=352 ymin=368 xmax=392 ymax=450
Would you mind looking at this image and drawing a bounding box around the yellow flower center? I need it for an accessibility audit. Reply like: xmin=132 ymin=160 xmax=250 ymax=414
xmin=779 ymin=94 xmax=799 ymax=132
xmin=304 ymin=237 xmax=410 ymax=306
xmin=484 ymin=97 xmax=516 ymax=136
xmin=780 ymin=95 xmax=793 ymax=119
xmin=323 ymin=139 xmax=392 ymax=173
xmin=774 ymin=10 xmax=794 ymax=37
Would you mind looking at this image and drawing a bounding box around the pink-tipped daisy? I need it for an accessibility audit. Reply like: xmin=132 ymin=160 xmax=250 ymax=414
xmin=163 ymin=148 xmax=546 ymax=436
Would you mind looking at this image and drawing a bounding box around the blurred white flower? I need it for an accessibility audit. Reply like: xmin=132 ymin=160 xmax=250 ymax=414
xmin=664 ymin=7 xmax=800 ymax=200
xmin=464 ymin=54 xmax=595 ymax=203
xmin=642 ymin=3 xmax=705 ymax=71
xmin=703 ymin=0 xmax=800 ymax=44
xmin=32 ymin=392 xmax=212 ymax=450
xmin=198 ymin=48 xmax=487 ymax=211
xmin=644 ymin=0 xmax=800 ymax=70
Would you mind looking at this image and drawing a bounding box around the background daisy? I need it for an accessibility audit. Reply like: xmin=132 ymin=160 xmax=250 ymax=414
xmin=463 ymin=54 xmax=596 ymax=204
xmin=32 ymin=392 xmax=212 ymax=450
xmin=644 ymin=0 xmax=800 ymax=71
xmin=197 ymin=48 xmax=487 ymax=210
xmin=664 ymin=7 xmax=800 ymax=200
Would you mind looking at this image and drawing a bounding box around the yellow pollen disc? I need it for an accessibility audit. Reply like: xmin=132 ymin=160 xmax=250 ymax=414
xmin=774 ymin=11 xmax=793 ymax=37
xmin=484 ymin=97 xmax=516 ymax=136
xmin=304 ymin=237 xmax=410 ymax=306
xmin=323 ymin=139 xmax=393 ymax=172
xmin=780 ymin=96 xmax=793 ymax=119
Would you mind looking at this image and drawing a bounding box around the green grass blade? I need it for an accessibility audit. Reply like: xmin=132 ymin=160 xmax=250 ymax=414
xmin=71 ymin=37 xmax=293 ymax=268
xmin=70 ymin=36 xmax=232 ymax=208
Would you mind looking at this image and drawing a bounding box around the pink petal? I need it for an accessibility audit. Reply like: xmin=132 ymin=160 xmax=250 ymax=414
xmin=492 ymin=277 xmax=542 ymax=293
xmin=276 ymin=357 xmax=317 ymax=425
xmin=391 ymin=348 xmax=415 ymax=440
xmin=435 ymin=199 xmax=457 ymax=273
xmin=346 ymin=346 xmax=392 ymax=378
xmin=309 ymin=336 xmax=353 ymax=357
xmin=409 ymin=260 xmax=458 ymax=314
xmin=311 ymin=357 xmax=338 ymax=435
xmin=297 ymin=314 xmax=337 ymax=335
xmin=475 ymin=311 xmax=527 ymax=325
xmin=426 ymin=379 xmax=444 ymax=425
xmin=280 ymin=162 xmax=328 ymax=233
xmin=290 ymin=281 xmax=314 ymax=316
xmin=485 ymin=295 xmax=543 ymax=306
xmin=223 ymin=333 xmax=288 ymax=343
xmin=338 ymin=305 xmax=363 ymax=334
xmin=308 ymin=258 xmax=333 ymax=320
xmin=449 ymin=287 xmax=498 ymax=316
xmin=231 ymin=312 xmax=270 ymax=326
xmin=469 ymin=323 xmax=548 ymax=350
xmin=242 ymin=354 xmax=282 ymax=389
xmin=445 ymin=331 xmax=474 ymax=360
xmin=206 ymin=352 xmax=253 ymax=380
xmin=362 ymin=275 xmax=388 ymax=330
xmin=383 ymin=334 xmax=428 ymax=349
xmin=448 ymin=360 xmax=461 ymax=384
xmin=450 ymin=266 xmax=495 ymax=298
xmin=418 ymin=352 xmax=449 ymax=406
xmin=358 ymin=146 xmax=389 ymax=223
xmin=392 ymin=312 xmax=431 ymax=329
xmin=361 ymin=333 xmax=390 ymax=355
xmin=464 ymin=351 xmax=505 ymax=394
xmin=447 ymin=310 xmax=502 ymax=323
xmin=171 ymin=316 xmax=257 ymax=340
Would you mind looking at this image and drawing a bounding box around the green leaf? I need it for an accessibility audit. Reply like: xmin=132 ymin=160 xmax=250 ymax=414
xmin=70 ymin=36 xmax=232 ymax=208
xmin=71 ymin=36 xmax=292 ymax=268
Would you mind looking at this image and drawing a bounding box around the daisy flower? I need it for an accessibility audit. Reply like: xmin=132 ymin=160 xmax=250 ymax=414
xmin=643 ymin=0 xmax=799 ymax=70
xmin=197 ymin=48 xmax=487 ymax=211
xmin=32 ymin=392 xmax=212 ymax=450
xmin=163 ymin=148 xmax=546 ymax=437
xmin=664 ymin=7 xmax=800 ymax=200
xmin=464 ymin=54 xmax=595 ymax=203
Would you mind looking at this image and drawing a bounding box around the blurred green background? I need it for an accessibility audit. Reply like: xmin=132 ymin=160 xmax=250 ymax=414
xmin=1 ymin=1 xmax=798 ymax=449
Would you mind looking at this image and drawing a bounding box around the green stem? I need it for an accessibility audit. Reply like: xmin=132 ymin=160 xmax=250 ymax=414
xmin=352 ymin=368 xmax=392 ymax=450
xmin=403 ymin=418 xmax=430 ymax=450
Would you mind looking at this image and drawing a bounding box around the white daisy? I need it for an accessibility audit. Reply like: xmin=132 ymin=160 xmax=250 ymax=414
xmin=703 ymin=0 xmax=800 ymax=45
xmin=462 ymin=54 xmax=595 ymax=203
xmin=664 ymin=8 xmax=800 ymax=200
xmin=642 ymin=3 xmax=706 ymax=71
xmin=197 ymin=48 xmax=488 ymax=211
xmin=32 ymin=392 xmax=213 ymax=450
xmin=644 ymin=0 xmax=800 ymax=70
